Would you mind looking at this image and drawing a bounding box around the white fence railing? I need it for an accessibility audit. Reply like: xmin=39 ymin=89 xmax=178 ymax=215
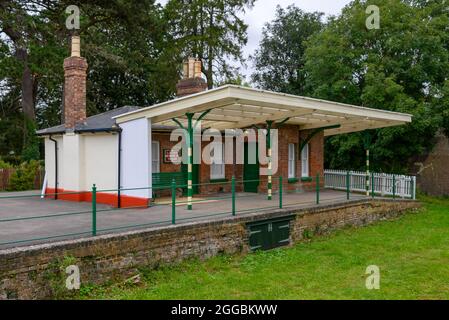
xmin=324 ymin=169 xmax=416 ymax=200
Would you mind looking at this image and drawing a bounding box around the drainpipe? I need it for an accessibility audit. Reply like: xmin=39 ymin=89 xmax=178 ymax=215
xmin=117 ymin=128 xmax=122 ymax=208
xmin=49 ymin=136 xmax=58 ymax=200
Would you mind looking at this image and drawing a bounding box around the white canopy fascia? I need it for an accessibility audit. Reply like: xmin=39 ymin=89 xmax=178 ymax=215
xmin=114 ymin=85 xmax=412 ymax=136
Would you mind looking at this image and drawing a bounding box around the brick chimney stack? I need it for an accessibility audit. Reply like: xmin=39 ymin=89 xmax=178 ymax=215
xmin=176 ymin=58 xmax=207 ymax=97
xmin=64 ymin=35 xmax=88 ymax=129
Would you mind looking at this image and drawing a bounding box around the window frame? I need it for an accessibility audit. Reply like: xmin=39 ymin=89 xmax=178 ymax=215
xmin=210 ymin=143 xmax=225 ymax=180
xmin=151 ymin=141 xmax=160 ymax=174
xmin=301 ymin=143 xmax=309 ymax=178
xmin=288 ymin=143 xmax=296 ymax=179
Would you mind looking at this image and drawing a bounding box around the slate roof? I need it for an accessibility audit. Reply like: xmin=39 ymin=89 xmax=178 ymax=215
xmin=37 ymin=106 xmax=140 ymax=135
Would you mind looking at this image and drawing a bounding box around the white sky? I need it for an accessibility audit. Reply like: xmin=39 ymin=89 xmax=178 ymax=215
xmin=163 ymin=0 xmax=351 ymax=80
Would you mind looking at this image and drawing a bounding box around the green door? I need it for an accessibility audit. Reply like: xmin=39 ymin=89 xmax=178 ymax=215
xmin=181 ymin=163 xmax=199 ymax=195
xmin=248 ymin=217 xmax=293 ymax=251
xmin=244 ymin=142 xmax=259 ymax=193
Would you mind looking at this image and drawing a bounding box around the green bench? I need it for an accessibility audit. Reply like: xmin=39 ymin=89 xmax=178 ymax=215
xmin=152 ymin=172 xmax=186 ymax=197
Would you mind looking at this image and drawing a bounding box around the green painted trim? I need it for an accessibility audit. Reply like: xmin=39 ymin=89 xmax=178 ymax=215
xmin=91 ymin=184 xmax=97 ymax=236
xmin=209 ymin=178 xmax=228 ymax=183
xmin=276 ymin=117 xmax=290 ymax=128
xmin=194 ymin=109 xmax=212 ymax=129
xmin=172 ymin=118 xmax=186 ymax=130
xmin=288 ymin=178 xmax=299 ymax=183
xmin=231 ymin=176 xmax=236 ymax=216
xmin=299 ymin=124 xmax=341 ymax=152
xmin=301 ymin=177 xmax=313 ymax=182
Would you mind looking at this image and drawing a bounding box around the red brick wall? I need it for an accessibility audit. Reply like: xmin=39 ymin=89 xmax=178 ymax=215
xmin=63 ymin=57 xmax=88 ymax=129
xmin=151 ymin=127 xmax=324 ymax=195
xmin=152 ymin=132 xmax=182 ymax=173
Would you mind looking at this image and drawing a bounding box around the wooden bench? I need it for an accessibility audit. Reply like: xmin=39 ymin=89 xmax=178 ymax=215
xmin=152 ymin=172 xmax=186 ymax=197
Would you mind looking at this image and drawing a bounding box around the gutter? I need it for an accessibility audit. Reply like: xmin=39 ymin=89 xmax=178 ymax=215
xmin=36 ymin=127 xmax=121 ymax=136
xmin=117 ymin=128 xmax=122 ymax=208
xmin=48 ymin=136 xmax=58 ymax=200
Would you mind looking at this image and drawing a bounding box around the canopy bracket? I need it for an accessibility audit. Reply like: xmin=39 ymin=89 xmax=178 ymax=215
xmin=300 ymin=124 xmax=341 ymax=152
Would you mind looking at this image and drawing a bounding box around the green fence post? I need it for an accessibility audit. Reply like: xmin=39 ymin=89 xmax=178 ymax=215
xmin=316 ymin=173 xmax=320 ymax=205
xmin=231 ymin=175 xmax=236 ymax=216
xmin=346 ymin=171 xmax=350 ymax=200
xmin=392 ymin=175 xmax=396 ymax=199
xmin=171 ymin=179 xmax=176 ymax=224
xmin=279 ymin=176 xmax=283 ymax=209
xmin=92 ymin=184 xmax=97 ymax=236
xmin=371 ymin=172 xmax=375 ymax=199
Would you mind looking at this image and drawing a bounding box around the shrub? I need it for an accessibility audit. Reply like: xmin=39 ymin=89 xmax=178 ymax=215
xmin=1 ymin=155 xmax=22 ymax=166
xmin=0 ymin=159 xmax=13 ymax=169
xmin=7 ymin=160 xmax=42 ymax=191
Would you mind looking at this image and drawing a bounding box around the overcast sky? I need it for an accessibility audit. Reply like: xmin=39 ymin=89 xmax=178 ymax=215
xmin=157 ymin=0 xmax=352 ymax=80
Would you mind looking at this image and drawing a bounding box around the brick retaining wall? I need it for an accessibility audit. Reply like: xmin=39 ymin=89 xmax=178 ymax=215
xmin=0 ymin=199 xmax=420 ymax=299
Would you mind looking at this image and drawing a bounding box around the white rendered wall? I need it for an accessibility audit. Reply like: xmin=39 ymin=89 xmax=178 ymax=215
xmin=82 ymin=133 xmax=118 ymax=192
xmin=44 ymin=136 xmax=63 ymax=190
xmin=61 ymin=133 xmax=84 ymax=191
xmin=120 ymin=118 xmax=152 ymax=199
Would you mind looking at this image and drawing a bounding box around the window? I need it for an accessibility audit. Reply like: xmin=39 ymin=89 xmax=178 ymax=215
xmin=210 ymin=143 xmax=225 ymax=179
xmin=288 ymin=143 xmax=296 ymax=178
xmin=152 ymin=141 xmax=160 ymax=173
xmin=301 ymin=143 xmax=309 ymax=177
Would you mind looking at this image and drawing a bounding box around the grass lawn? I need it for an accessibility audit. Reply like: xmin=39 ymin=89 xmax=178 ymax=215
xmin=81 ymin=197 xmax=449 ymax=300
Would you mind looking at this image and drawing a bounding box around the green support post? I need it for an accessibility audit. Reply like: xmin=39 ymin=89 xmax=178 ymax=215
xmin=231 ymin=176 xmax=236 ymax=216
xmin=92 ymin=184 xmax=97 ymax=236
xmin=171 ymin=179 xmax=176 ymax=224
xmin=366 ymin=149 xmax=370 ymax=196
xmin=186 ymin=113 xmax=194 ymax=210
xmin=346 ymin=171 xmax=350 ymax=200
xmin=371 ymin=172 xmax=375 ymax=198
xmin=316 ymin=173 xmax=320 ymax=205
xmin=279 ymin=176 xmax=283 ymax=209
xmin=392 ymin=175 xmax=396 ymax=199
xmin=266 ymin=121 xmax=273 ymax=200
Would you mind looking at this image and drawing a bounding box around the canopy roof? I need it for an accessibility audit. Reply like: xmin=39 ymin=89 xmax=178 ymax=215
xmin=114 ymin=85 xmax=412 ymax=136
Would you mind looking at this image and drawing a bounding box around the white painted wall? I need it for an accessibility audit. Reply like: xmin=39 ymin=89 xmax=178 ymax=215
xmin=61 ymin=133 xmax=84 ymax=191
xmin=44 ymin=136 xmax=63 ymax=190
xmin=82 ymin=133 xmax=118 ymax=192
xmin=120 ymin=118 xmax=152 ymax=199
xmin=43 ymin=119 xmax=152 ymax=201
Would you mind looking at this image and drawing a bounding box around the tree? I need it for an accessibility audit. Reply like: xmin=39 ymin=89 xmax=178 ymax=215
xmin=0 ymin=1 xmax=178 ymax=158
xmin=303 ymin=0 xmax=448 ymax=173
xmin=164 ymin=0 xmax=255 ymax=88
xmin=251 ymin=5 xmax=324 ymax=94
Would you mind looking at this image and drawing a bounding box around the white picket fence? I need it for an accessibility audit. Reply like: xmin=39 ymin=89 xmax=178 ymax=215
xmin=324 ymin=169 xmax=416 ymax=199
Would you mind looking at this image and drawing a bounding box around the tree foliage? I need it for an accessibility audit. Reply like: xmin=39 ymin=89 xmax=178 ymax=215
xmin=252 ymin=0 xmax=449 ymax=173
xmin=164 ymin=0 xmax=255 ymax=88
xmin=251 ymin=5 xmax=324 ymax=94
xmin=0 ymin=0 xmax=255 ymax=159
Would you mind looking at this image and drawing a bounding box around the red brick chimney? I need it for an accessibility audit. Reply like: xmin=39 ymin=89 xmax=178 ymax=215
xmin=176 ymin=58 xmax=207 ymax=97
xmin=64 ymin=36 xmax=88 ymax=129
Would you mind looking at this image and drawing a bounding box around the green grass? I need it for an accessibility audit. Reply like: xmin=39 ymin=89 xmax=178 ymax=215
xmin=82 ymin=196 xmax=449 ymax=300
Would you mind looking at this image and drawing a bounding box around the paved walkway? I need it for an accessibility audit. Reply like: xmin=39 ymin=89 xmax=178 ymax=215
xmin=0 ymin=189 xmax=367 ymax=249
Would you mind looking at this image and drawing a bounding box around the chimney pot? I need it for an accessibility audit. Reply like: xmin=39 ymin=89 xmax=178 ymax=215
xmin=176 ymin=58 xmax=207 ymax=97
xmin=71 ymin=36 xmax=81 ymax=57
xmin=194 ymin=59 xmax=202 ymax=78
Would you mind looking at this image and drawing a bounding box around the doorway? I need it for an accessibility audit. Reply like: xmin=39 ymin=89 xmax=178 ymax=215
xmin=243 ymin=142 xmax=259 ymax=193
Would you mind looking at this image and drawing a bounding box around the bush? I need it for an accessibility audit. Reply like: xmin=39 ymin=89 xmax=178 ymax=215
xmin=7 ymin=160 xmax=42 ymax=191
xmin=1 ymin=155 xmax=22 ymax=166
xmin=0 ymin=159 xmax=13 ymax=169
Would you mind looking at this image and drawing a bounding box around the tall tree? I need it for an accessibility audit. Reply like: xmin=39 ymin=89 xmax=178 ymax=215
xmin=164 ymin=0 xmax=255 ymax=88
xmin=303 ymin=0 xmax=448 ymax=173
xmin=0 ymin=1 xmax=178 ymax=158
xmin=251 ymin=5 xmax=324 ymax=94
